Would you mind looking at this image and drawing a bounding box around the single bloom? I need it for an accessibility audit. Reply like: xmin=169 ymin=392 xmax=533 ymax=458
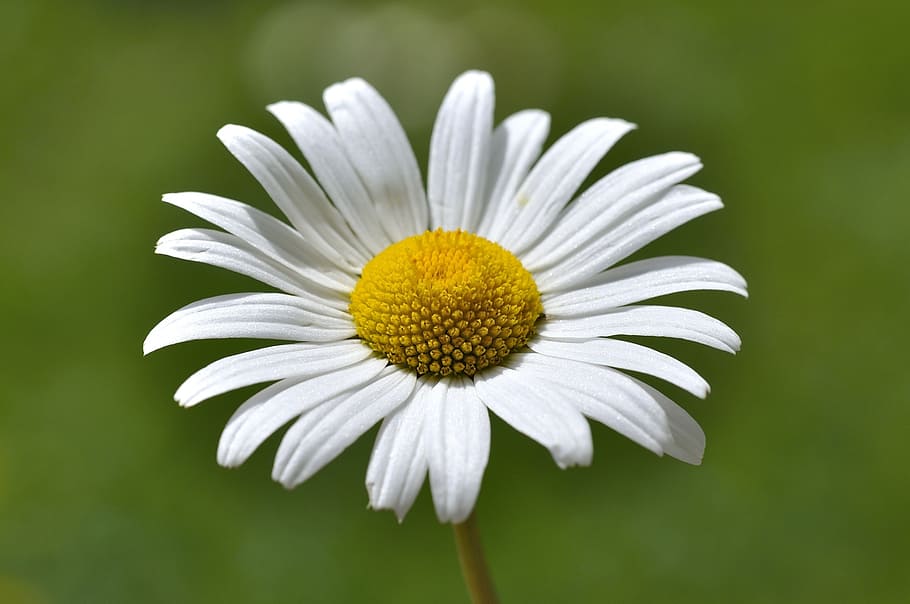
xmin=144 ymin=71 xmax=746 ymax=523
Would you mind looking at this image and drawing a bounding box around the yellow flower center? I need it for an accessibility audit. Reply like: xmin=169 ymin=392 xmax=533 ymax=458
xmin=350 ymin=229 xmax=542 ymax=377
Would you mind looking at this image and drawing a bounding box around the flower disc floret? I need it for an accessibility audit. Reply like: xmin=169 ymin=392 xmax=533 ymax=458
xmin=350 ymin=229 xmax=543 ymax=377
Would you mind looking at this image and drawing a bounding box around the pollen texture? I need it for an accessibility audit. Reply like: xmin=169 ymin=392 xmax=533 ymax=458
xmin=350 ymin=229 xmax=542 ymax=377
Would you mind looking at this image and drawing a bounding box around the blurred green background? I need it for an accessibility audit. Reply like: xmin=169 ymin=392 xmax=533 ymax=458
xmin=2 ymin=0 xmax=908 ymax=602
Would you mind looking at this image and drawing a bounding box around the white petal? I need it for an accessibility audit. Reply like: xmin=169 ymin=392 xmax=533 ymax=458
xmin=273 ymin=366 xmax=417 ymax=487
xmin=542 ymin=256 xmax=748 ymax=315
xmin=217 ymin=356 xmax=388 ymax=467
xmin=635 ymin=379 xmax=706 ymax=465
xmin=522 ymin=152 xmax=702 ymax=271
xmin=474 ymin=360 xmax=592 ymax=468
xmin=428 ymin=70 xmax=494 ymax=232
xmin=162 ymin=192 xmax=354 ymax=295
xmin=535 ymin=185 xmax=724 ymax=292
xmin=476 ymin=110 xmax=551 ymax=239
xmin=324 ymin=78 xmax=428 ymax=241
xmin=489 ymin=118 xmax=635 ymax=254
xmin=537 ymin=305 xmax=742 ymax=353
xmin=143 ymin=293 xmax=356 ymax=354
xmin=174 ymin=341 xmax=374 ymax=407
xmin=527 ymin=336 xmax=710 ymax=398
xmin=155 ymin=228 xmax=348 ymax=309
xmin=366 ymin=381 xmax=432 ymax=521
xmin=267 ymin=101 xmax=392 ymax=255
xmin=216 ymin=125 xmax=369 ymax=270
xmin=512 ymin=354 xmax=675 ymax=456
xmin=424 ymin=376 xmax=491 ymax=523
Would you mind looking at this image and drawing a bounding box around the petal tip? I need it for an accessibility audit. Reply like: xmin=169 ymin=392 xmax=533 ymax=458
xmin=445 ymin=508 xmax=472 ymax=525
xmin=461 ymin=68 xmax=492 ymax=78
xmin=216 ymin=124 xmax=262 ymax=151
xmin=455 ymin=69 xmax=494 ymax=88
xmin=141 ymin=332 xmax=160 ymax=356
xmin=273 ymin=469 xmax=297 ymax=490
xmin=215 ymin=123 xmax=242 ymax=142
xmin=174 ymin=388 xmax=197 ymax=408
xmin=589 ymin=116 xmax=637 ymax=133
xmin=267 ymin=100 xmax=311 ymax=122
xmin=324 ymin=77 xmax=369 ymax=102
xmin=684 ymin=448 xmax=705 ymax=466
xmin=161 ymin=192 xmax=191 ymax=206
xmin=266 ymin=100 xmax=295 ymax=113
xmin=216 ymin=448 xmax=238 ymax=469
xmin=670 ymin=150 xmax=701 ymax=164
xmin=613 ymin=117 xmax=638 ymax=131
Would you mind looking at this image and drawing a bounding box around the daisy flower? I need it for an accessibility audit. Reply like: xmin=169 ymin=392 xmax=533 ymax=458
xmin=144 ymin=71 xmax=746 ymax=524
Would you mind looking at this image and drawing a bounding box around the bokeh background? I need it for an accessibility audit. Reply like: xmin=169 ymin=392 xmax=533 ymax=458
xmin=2 ymin=0 xmax=908 ymax=602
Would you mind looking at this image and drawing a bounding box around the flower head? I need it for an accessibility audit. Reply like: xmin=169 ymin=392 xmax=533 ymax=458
xmin=144 ymin=71 xmax=746 ymax=523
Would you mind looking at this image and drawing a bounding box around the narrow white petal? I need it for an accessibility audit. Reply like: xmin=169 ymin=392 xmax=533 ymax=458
xmin=143 ymin=293 xmax=356 ymax=354
xmin=162 ymin=192 xmax=354 ymax=295
xmin=633 ymin=378 xmax=705 ymax=464
xmin=513 ymin=354 xmax=676 ymax=456
xmin=217 ymin=356 xmax=388 ymax=467
xmin=174 ymin=341 xmax=374 ymax=407
xmin=537 ymin=305 xmax=742 ymax=353
xmin=155 ymin=228 xmax=350 ymax=309
xmin=527 ymin=336 xmax=710 ymax=398
xmin=216 ymin=125 xmax=369 ymax=270
xmin=474 ymin=361 xmax=592 ymax=468
xmin=161 ymin=191 xmax=311 ymax=266
xmin=324 ymin=78 xmax=428 ymax=241
xmin=273 ymin=366 xmax=417 ymax=487
xmin=490 ymin=118 xmax=635 ymax=254
xmin=522 ymin=152 xmax=702 ymax=271
xmin=428 ymin=70 xmax=494 ymax=232
xmin=267 ymin=101 xmax=392 ymax=255
xmin=366 ymin=382 xmax=432 ymax=521
xmin=641 ymin=384 xmax=705 ymax=466
xmin=536 ymin=185 xmax=724 ymax=292
xmin=425 ymin=376 xmax=491 ymax=523
xmin=542 ymin=256 xmax=748 ymax=315
xmin=476 ymin=110 xmax=551 ymax=238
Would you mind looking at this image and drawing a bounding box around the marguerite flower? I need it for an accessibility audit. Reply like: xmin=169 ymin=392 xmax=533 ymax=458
xmin=144 ymin=71 xmax=746 ymax=523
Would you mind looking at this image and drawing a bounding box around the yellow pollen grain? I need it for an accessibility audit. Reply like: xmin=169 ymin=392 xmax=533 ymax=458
xmin=349 ymin=229 xmax=542 ymax=378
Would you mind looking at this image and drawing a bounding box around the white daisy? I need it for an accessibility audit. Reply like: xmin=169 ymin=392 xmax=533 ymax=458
xmin=144 ymin=70 xmax=746 ymax=523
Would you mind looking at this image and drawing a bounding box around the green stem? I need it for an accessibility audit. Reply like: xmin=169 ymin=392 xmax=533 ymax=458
xmin=452 ymin=510 xmax=498 ymax=604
